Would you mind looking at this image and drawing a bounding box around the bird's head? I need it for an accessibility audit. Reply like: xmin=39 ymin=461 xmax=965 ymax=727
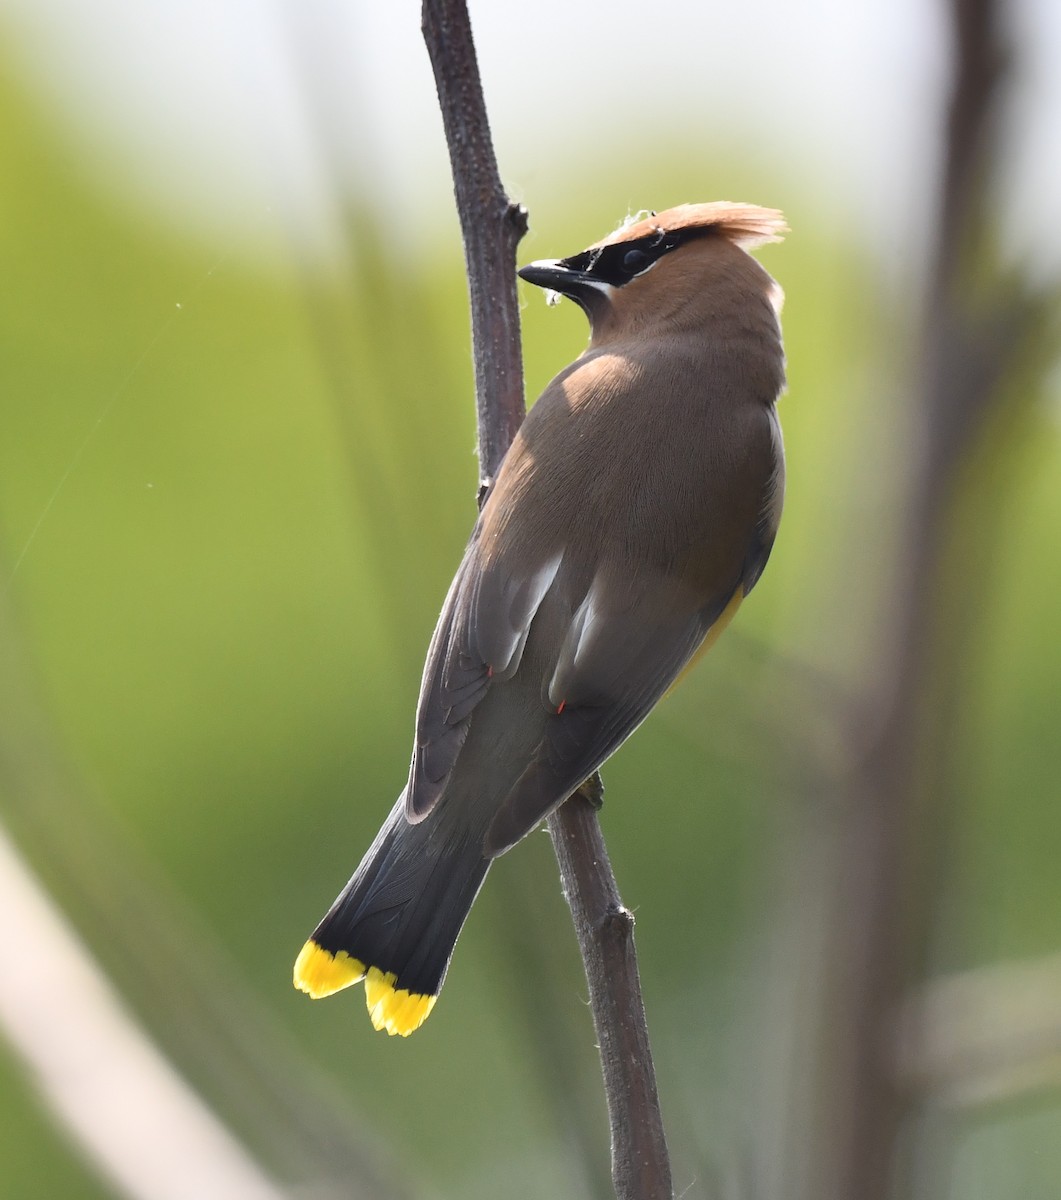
xmin=519 ymin=202 xmax=787 ymax=343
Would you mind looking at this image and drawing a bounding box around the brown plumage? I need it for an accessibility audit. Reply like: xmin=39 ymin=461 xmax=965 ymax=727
xmin=294 ymin=202 xmax=788 ymax=1034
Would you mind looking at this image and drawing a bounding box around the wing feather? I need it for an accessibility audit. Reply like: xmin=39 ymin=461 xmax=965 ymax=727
xmin=405 ymin=537 xmax=564 ymax=820
xmin=484 ymin=576 xmax=739 ymax=856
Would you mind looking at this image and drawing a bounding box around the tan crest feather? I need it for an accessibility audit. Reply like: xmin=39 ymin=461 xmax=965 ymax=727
xmin=595 ymin=202 xmax=787 ymax=251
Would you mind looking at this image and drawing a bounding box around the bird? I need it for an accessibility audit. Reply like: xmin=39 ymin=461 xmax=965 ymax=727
xmin=294 ymin=202 xmax=788 ymax=1035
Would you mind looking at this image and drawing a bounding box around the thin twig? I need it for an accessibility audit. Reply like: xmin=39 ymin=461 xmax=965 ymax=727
xmin=420 ymin=0 xmax=527 ymax=490
xmin=0 ymin=596 xmax=410 ymax=1199
xmin=420 ymin=3 xmax=673 ymax=1196
xmin=0 ymin=824 xmax=295 ymax=1200
xmin=817 ymin=2 xmax=1041 ymax=1197
xmin=550 ymin=781 xmax=674 ymax=1200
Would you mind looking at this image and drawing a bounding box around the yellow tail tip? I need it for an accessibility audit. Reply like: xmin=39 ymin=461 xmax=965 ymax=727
xmin=293 ymin=941 xmax=365 ymax=999
xmin=364 ymin=967 xmax=437 ymax=1037
xmin=294 ymin=944 xmax=436 ymax=1034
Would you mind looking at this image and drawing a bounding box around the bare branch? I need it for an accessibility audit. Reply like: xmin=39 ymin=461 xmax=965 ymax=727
xmin=421 ymin=0 xmax=527 ymax=489
xmin=815 ymin=2 xmax=1051 ymax=1197
xmin=0 ymin=593 xmax=411 ymax=1199
xmin=550 ymin=780 xmax=674 ymax=1200
xmin=0 ymin=826 xmax=295 ymax=1200
xmin=421 ymin=3 xmax=673 ymax=1196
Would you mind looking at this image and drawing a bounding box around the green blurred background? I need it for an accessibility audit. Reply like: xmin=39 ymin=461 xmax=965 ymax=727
xmin=1 ymin=3 xmax=1059 ymax=1198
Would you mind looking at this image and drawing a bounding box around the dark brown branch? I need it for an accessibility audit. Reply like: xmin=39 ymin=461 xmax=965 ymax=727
xmin=550 ymin=781 xmax=674 ymax=1200
xmin=421 ymin=0 xmax=527 ymax=489
xmin=818 ymin=2 xmax=1039 ymax=1198
xmin=420 ymin=3 xmax=673 ymax=1197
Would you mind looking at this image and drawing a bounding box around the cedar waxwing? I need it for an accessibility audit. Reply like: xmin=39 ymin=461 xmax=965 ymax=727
xmin=294 ymin=202 xmax=787 ymax=1035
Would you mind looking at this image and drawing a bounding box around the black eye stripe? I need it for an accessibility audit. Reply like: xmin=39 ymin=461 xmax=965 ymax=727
xmin=557 ymin=225 xmax=708 ymax=287
xmin=557 ymin=247 xmax=601 ymax=273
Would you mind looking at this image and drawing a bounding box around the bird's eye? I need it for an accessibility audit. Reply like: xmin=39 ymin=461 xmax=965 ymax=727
xmin=623 ymin=249 xmax=651 ymax=274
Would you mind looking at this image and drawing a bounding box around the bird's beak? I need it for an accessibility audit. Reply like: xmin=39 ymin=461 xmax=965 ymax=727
xmin=518 ymin=259 xmax=596 ymax=295
xmin=519 ymin=259 xmax=615 ymax=313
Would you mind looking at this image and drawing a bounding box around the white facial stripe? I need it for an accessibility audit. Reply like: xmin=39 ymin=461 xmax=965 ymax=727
xmin=575 ymin=278 xmax=616 ymax=298
xmin=523 ymin=257 xmax=561 ymax=271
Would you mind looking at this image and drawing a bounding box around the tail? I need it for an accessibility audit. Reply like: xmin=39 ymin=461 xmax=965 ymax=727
xmin=293 ymin=794 xmax=491 ymax=1036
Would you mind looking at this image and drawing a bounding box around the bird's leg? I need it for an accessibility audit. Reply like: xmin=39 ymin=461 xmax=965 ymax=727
xmin=575 ymin=771 xmax=605 ymax=811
